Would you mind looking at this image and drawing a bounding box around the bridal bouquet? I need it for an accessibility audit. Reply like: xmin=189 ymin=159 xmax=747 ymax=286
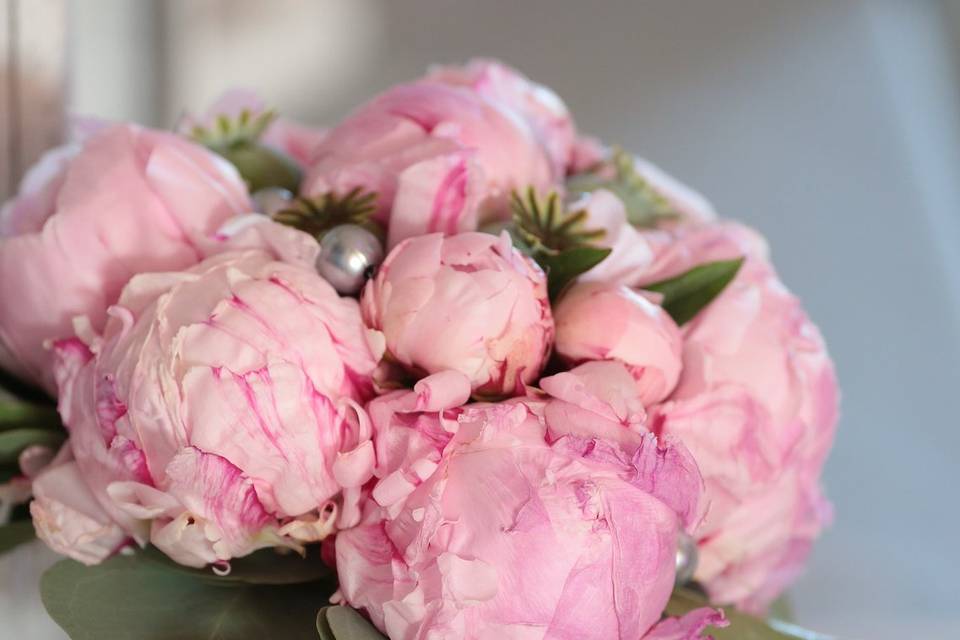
xmin=0 ymin=60 xmax=838 ymax=640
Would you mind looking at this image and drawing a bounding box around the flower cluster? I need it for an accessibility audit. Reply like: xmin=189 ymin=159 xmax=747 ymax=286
xmin=0 ymin=59 xmax=838 ymax=639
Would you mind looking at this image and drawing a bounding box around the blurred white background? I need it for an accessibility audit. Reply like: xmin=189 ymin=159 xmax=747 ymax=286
xmin=3 ymin=1 xmax=960 ymax=638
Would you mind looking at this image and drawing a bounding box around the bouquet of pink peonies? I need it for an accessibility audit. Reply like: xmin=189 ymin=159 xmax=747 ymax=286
xmin=0 ymin=61 xmax=839 ymax=640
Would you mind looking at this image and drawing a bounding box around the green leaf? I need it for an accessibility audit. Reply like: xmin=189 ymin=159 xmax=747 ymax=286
xmin=566 ymin=148 xmax=679 ymax=228
xmin=643 ymin=258 xmax=744 ymax=325
xmin=141 ymin=544 xmax=333 ymax=586
xmin=0 ymin=427 xmax=65 ymax=464
xmin=42 ymin=553 xmax=336 ymax=640
xmin=0 ymin=519 xmax=35 ymax=555
xmin=0 ymin=366 xmax=54 ymax=406
xmin=539 ymin=246 xmax=612 ymax=300
xmin=0 ymin=401 xmax=62 ymax=430
xmin=769 ymin=594 xmax=795 ymax=623
xmin=316 ymin=606 xmax=386 ymax=640
xmin=666 ymin=588 xmax=834 ymax=640
xmin=0 ymin=462 xmax=19 ymax=484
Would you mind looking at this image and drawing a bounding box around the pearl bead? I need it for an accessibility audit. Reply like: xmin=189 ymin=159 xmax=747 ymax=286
xmin=315 ymin=224 xmax=384 ymax=296
xmin=675 ymin=532 xmax=699 ymax=586
xmin=251 ymin=187 xmax=294 ymax=216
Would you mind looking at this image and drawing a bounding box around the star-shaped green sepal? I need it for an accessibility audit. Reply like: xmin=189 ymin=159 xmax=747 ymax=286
xmin=272 ymin=187 xmax=381 ymax=241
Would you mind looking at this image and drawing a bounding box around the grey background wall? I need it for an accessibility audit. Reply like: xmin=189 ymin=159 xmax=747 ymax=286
xmin=3 ymin=1 xmax=959 ymax=638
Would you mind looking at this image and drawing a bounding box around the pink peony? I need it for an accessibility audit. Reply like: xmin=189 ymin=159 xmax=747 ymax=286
xmin=32 ymin=227 xmax=383 ymax=567
xmin=553 ymin=282 xmax=684 ymax=405
xmin=646 ymin=223 xmax=839 ymax=612
xmin=30 ymin=456 xmax=127 ymax=566
xmin=361 ymin=232 xmax=553 ymax=398
xmin=336 ymin=372 xmax=704 ymax=640
xmin=425 ymin=59 xmax=576 ymax=177
xmin=0 ymin=124 xmax=251 ymax=392
xmin=303 ymin=60 xmax=571 ymax=247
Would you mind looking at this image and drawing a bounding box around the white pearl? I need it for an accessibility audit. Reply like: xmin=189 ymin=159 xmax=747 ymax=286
xmin=251 ymin=187 xmax=294 ymax=216
xmin=315 ymin=224 xmax=384 ymax=295
xmin=675 ymin=532 xmax=699 ymax=586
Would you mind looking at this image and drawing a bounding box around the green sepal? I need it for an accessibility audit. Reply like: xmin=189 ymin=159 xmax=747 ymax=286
xmin=507 ymin=186 xmax=611 ymax=300
xmin=190 ymin=108 xmax=276 ymax=151
xmin=189 ymin=108 xmax=303 ymax=193
xmin=566 ymin=147 xmax=679 ymax=227
xmin=273 ymin=187 xmax=381 ymax=241
xmin=510 ymin=187 xmax=605 ymax=255
xmin=643 ymin=257 xmax=744 ymax=325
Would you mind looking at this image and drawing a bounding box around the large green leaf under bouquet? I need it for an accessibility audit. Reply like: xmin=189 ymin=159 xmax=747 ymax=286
xmin=41 ymin=547 xmax=337 ymax=640
xmin=667 ymin=589 xmax=835 ymax=640
xmin=40 ymin=546 xmax=832 ymax=640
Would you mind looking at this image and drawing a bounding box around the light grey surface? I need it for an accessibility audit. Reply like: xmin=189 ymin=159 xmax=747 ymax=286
xmin=5 ymin=1 xmax=959 ymax=638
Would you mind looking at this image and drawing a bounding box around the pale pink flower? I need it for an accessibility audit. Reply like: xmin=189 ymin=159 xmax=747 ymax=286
xmin=336 ymin=373 xmax=704 ymax=640
xmin=426 ymin=58 xmax=576 ymax=177
xmin=29 ymin=457 xmax=127 ymax=566
xmin=33 ymin=229 xmax=382 ymax=567
xmin=361 ymin=232 xmax=553 ymax=398
xmin=554 ymin=282 xmax=683 ymax=405
xmin=303 ymin=60 xmax=570 ymax=247
xmin=0 ymin=124 xmax=250 ymax=392
xmin=647 ymin=224 xmax=838 ymax=612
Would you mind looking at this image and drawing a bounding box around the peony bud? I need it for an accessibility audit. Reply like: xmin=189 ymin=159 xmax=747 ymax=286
xmin=361 ymin=232 xmax=553 ymax=398
xmin=554 ymin=281 xmax=683 ymax=405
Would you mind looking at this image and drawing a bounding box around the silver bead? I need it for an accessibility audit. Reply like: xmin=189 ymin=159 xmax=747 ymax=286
xmin=251 ymin=187 xmax=294 ymax=216
xmin=315 ymin=224 xmax=384 ymax=295
xmin=675 ymin=532 xmax=699 ymax=586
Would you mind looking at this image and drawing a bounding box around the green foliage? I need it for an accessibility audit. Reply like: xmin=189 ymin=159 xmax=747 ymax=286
xmin=539 ymin=246 xmax=612 ymax=300
xmin=510 ymin=187 xmax=605 ymax=255
xmin=140 ymin=545 xmax=332 ymax=586
xmin=566 ymin=148 xmax=679 ymax=227
xmin=273 ymin=187 xmax=380 ymax=240
xmin=643 ymin=258 xmax=744 ymax=325
xmin=666 ymin=588 xmax=834 ymax=640
xmin=0 ymin=520 xmax=35 ymax=555
xmin=0 ymin=401 xmax=61 ymax=430
xmin=189 ymin=108 xmax=303 ymax=193
xmin=0 ymin=427 xmax=65 ymax=464
xmin=316 ymin=607 xmax=386 ymax=640
xmin=190 ymin=109 xmax=277 ymax=151
xmin=0 ymin=366 xmax=53 ymax=406
xmin=41 ymin=549 xmax=337 ymax=640
xmin=509 ymin=187 xmax=611 ymax=299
